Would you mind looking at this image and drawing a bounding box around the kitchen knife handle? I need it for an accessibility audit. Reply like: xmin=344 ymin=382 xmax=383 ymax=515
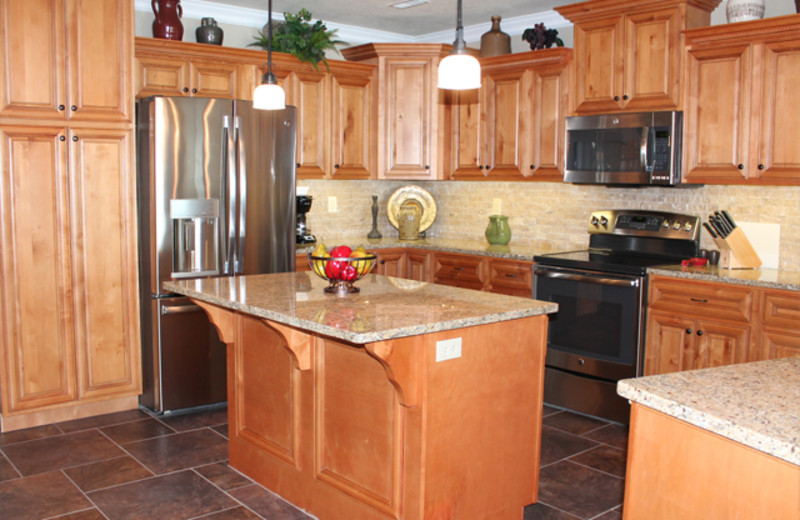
xmin=721 ymin=209 xmax=736 ymax=229
xmin=703 ymin=221 xmax=718 ymax=239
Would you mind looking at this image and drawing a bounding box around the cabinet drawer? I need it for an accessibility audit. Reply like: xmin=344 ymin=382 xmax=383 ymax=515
xmin=433 ymin=253 xmax=485 ymax=290
xmin=648 ymin=275 xmax=753 ymax=323
xmin=489 ymin=260 xmax=533 ymax=297
xmin=759 ymin=289 xmax=800 ymax=330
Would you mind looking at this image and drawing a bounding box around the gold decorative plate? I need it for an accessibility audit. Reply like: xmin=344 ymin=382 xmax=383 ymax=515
xmin=387 ymin=185 xmax=437 ymax=233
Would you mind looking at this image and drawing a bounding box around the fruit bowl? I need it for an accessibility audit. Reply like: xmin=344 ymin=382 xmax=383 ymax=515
xmin=308 ymin=246 xmax=377 ymax=295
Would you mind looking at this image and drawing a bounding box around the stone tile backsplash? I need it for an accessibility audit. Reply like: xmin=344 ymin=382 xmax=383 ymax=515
xmin=299 ymin=180 xmax=800 ymax=272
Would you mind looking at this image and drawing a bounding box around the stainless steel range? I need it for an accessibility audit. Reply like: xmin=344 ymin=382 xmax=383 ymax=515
xmin=533 ymin=210 xmax=700 ymax=423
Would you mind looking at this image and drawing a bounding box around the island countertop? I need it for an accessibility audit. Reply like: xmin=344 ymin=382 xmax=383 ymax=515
xmin=164 ymin=272 xmax=557 ymax=344
xmin=618 ymin=357 xmax=800 ymax=465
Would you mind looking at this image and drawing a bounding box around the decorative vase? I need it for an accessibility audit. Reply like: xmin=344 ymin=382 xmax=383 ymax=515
xmin=796 ymin=0 xmax=800 ymax=13
xmin=725 ymin=0 xmax=765 ymax=23
xmin=485 ymin=215 xmax=511 ymax=245
xmin=152 ymin=0 xmax=183 ymax=40
xmin=196 ymin=17 xmax=223 ymax=45
xmin=367 ymin=195 xmax=382 ymax=239
xmin=480 ymin=16 xmax=511 ymax=58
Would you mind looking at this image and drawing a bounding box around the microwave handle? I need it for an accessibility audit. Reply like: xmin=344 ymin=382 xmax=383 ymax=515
xmin=641 ymin=126 xmax=651 ymax=173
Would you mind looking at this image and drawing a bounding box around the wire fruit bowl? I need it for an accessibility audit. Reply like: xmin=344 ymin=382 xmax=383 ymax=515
xmin=308 ymin=252 xmax=377 ymax=295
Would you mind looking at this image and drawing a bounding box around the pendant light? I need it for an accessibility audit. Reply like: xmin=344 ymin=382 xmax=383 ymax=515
xmin=437 ymin=0 xmax=481 ymax=90
xmin=253 ymin=0 xmax=286 ymax=110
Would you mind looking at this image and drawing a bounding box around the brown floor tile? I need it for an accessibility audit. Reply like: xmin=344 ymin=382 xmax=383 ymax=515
xmin=89 ymin=470 xmax=236 ymax=520
xmin=538 ymin=461 xmax=624 ymax=519
xmin=569 ymin=445 xmax=627 ymax=479
xmin=0 ymin=452 xmax=21 ymax=481
xmin=229 ymin=484 xmax=312 ymax=519
xmin=56 ymin=409 xmax=151 ymax=433
xmin=199 ymin=506 xmax=264 ymax=519
xmin=0 ymin=424 xmax=62 ymax=446
xmin=539 ymin=426 xmax=599 ymax=467
xmin=582 ymin=423 xmax=629 ymax=450
xmin=125 ymin=428 xmax=228 ymax=474
xmin=213 ymin=423 xmax=229 ymax=438
xmin=2 ymin=429 xmax=123 ymax=476
xmin=157 ymin=407 xmax=229 ymax=432
xmin=523 ymin=502 xmax=581 ymax=520
xmin=100 ymin=417 xmax=176 ymax=444
xmin=195 ymin=461 xmax=252 ymax=490
xmin=595 ymin=508 xmax=623 ymax=520
xmin=52 ymin=509 xmax=108 ymax=520
xmin=0 ymin=471 xmax=91 ymax=519
xmin=63 ymin=455 xmax=153 ymax=492
xmin=542 ymin=405 xmax=562 ymax=418
xmin=542 ymin=411 xmax=609 ymax=436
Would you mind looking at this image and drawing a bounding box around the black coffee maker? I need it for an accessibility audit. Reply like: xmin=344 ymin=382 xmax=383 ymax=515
xmin=296 ymin=195 xmax=316 ymax=244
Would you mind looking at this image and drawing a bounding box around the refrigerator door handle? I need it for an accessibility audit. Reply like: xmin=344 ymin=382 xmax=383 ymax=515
xmin=223 ymin=115 xmax=237 ymax=275
xmin=235 ymin=115 xmax=246 ymax=274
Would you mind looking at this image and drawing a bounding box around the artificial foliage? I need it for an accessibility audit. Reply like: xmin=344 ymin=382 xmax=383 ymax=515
xmin=249 ymin=9 xmax=347 ymax=71
xmin=522 ymin=23 xmax=564 ymax=50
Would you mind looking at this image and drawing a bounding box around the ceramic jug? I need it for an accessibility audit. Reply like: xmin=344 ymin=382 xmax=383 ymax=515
xmin=725 ymin=0 xmax=765 ymax=23
xmin=152 ymin=0 xmax=184 ymax=40
xmin=485 ymin=215 xmax=511 ymax=245
xmin=480 ymin=16 xmax=511 ymax=57
xmin=196 ymin=17 xmax=223 ymax=45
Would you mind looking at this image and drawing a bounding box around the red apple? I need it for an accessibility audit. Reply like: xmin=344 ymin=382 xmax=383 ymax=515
xmin=329 ymin=245 xmax=352 ymax=258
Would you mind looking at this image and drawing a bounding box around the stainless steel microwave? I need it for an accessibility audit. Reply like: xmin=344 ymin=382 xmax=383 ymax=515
xmin=564 ymin=111 xmax=683 ymax=186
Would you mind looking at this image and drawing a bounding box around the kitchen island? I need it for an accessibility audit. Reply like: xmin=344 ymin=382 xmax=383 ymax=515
xmin=165 ymin=272 xmax=557 ymax=520
xmin=618 ymin=357 xmax=800 ymax=520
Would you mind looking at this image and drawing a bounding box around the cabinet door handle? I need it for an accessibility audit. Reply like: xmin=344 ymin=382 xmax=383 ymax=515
xmin=738 ymin=164 xmax=744 ymax=170
xmin=59 ymin=135 xmax=66 ymax=141
xmin=530 ymin=164 xmax=535 ymax=170
xmin=622 ymin=95 xmax=629 ymax=101
xmin=690 ymin=298 xmax=708 ymax=303
xmin=614 ymin=95 xmax=620 ymax=101
xmin=697 ymin=330 xmax=704 ymax=336
xmin=58 ymin=104 xmax=65 ymax=111
xmin=183 ymin=87 xmax=189 ymax=93
xmin=686 ymin=328 xmax=693 ymax=334
xmin=425 ymin=165 xmax=430 ymax=170
xmin=379 ymin=260 xmax=385 ymax=264
xmin=192 ymin=88 xmax=198 ymax=94
xmin=758 ymin=164 xmax=765 ymax=170
xmin=72 ymin=136 xmax=78 ymax=141
xmin=71 ymin=105 xmax=77 ymax=111
xmin=334 ymin=164 xmax=340 ymax=169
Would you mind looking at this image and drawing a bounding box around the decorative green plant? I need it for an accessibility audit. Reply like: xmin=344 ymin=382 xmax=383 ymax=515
xmin=248 ymin=9 xmax=347 ymax=71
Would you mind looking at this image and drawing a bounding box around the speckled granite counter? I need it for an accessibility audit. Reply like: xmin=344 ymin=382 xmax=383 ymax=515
xmin=648 ymin=265 xmax=800 ymax=292
xmin=618 ymin=357 xmax=800 ymax=465
xmin=164 ymin=272 xmax=557 ymax=344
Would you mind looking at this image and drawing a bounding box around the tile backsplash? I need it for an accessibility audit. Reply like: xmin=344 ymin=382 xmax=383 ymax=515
xmin=300 ymin=180 xmax=800 ymax=272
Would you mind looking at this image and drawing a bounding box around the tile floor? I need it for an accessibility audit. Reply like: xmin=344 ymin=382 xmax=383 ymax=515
xmin=0 ymin=404 xmax=627 ymax=520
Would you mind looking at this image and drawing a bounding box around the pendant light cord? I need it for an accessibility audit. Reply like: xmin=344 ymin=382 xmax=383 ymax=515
xmin=264 ymin=0 xmax=276 ymax=83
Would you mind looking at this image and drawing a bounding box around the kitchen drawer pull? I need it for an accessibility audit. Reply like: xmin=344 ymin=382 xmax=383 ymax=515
xmin=453 ymin=267 xmax=464 ymax=271
xmin=504 ymin=273 xmax=518 ymax=278
xmin=690 ymin=298 xmax=708 ymax=303
xmin=161 ymin=304 xmax=203 ymax=315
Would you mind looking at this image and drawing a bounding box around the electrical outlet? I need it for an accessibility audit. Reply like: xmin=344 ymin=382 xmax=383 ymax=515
xmin=328 ymin=196 xmax=338 ymax=212
xmin=436 ymin=338 xmax=462 ymax=362
xmin=492 ymin=198 xmax=502 ymax=215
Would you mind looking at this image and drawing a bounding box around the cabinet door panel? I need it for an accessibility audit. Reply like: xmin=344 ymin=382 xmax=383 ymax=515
xmin=758 ymin=329 xmax=800 ymax=361
xmin=330 ymin=72 xmax=373 ymax=179
xmin=375 ymin=249 xmax=406 ymax=277
xmin=0 ymin=127 xmax=76 ymax=411
xmin=406 ymin=250 xmax=431 ymax=282
xmin=694 ymin=320 xmax=749 ymax=369
xmin=484 ymin=69 xmax=529 ymax=180
xmin=573 ymin=18 xmax=623 ymax=113
xmin=190 ymin=61 xmax=238 ymax=99
xmin=432 ymin=253 xmax=485 ymax=290
xmin=644 ymin=312 xmax=692 ymax=375
xmin=289 ymin=70 xmax=330 ymax=179
xmin=448 ymin=89 xmax=484 ymax=179
xmin=66 ymin=0 xmax=131 ymax=122
xmin=624 ymin=9 xmax=680 ymax=110
xmin=0 ymin=0 xmax=65 ymax=120
xmin=135 ymin=55 xmax=188 ymax=97
xmin=757 ymin=39 xmax=800 ymax=183
xmin=683 ymin=45 xmax=751 ymax=183
xmin=531 ymin=63 xmax=568 ymax=180
xmin=487 ymin=259 xmax=532 ymax=297
xmin=69 ymin=129 xmax=140 ymax=398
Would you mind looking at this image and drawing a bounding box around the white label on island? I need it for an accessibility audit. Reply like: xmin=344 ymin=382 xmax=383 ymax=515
xmin=436 ymin=337 xmax=462 ymax=362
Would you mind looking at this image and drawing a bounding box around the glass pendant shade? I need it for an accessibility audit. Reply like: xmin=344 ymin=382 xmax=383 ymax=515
xmin=253 ymin=80 xmax=285 ymax=110
xmin=437 ymin=53 xmax=481 ymax=90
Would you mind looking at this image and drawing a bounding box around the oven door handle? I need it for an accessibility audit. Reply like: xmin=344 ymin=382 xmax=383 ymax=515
xmin=535 ymin=270 xmax=640 ymax=288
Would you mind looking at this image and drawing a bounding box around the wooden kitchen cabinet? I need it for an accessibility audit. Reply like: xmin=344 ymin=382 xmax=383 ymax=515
xmin=286 ymin=68 xmax=329 ymax=179
xmin=432 ymin=252 xmax=486 ymax=291
xmin=487 ymin=259 xmax=534 ymax=297
xmin=406 ymin=250 xmax=432 ymax=282
xmin=375 ymin=248 xmax=407 ymax=278
xmin=683 ymin=16 xmax=800 ymax=185
xmin=556 ymin=0 xmax=716 ymax=115
xmin=755 ymin=288 xmax=800 ymax=360
xmin=0 ymin=0 xmax=132 ymax=123
xmin=328 ymin=64 xmax=376 ymax=179
xmin=447 ymin=49 xmax=571 ymax=181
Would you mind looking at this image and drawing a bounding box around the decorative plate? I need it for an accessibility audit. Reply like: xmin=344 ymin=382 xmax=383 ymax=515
xmin=387 ymin=185 xmax=437 ymax=233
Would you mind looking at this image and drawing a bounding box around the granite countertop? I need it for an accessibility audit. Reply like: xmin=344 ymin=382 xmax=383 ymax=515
xmin=164 ymin=272 xmax=557 ymax=344
xmin=618 ymin=357 xmax=800 ymax=465
xmin=297 ymin=237 xmax=572 ymax=262
xmin=648 ymin=265 xmax=800 ymax=292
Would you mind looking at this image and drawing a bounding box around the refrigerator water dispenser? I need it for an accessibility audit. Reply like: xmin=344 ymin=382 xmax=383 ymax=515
xmin=170 ymin=198 xmax=220 ymax=278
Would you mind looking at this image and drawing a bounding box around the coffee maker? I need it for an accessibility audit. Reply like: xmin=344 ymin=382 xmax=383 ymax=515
xmin=296 ymin=195 xmax=316 ymax=244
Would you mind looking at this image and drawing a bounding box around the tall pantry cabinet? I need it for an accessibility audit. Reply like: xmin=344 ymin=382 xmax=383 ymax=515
xmin=0 ymin=0 xmax=140 ymax=431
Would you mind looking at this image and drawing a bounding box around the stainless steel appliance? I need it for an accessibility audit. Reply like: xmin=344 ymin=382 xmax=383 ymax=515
xmin=296 ymin=195 xmax=315 ymax=244
xmin=533 ymin=210 xmax=700 ymax=423
xmin=136 ymin=96 xmax=297 ymax=414
xmin=564 ymin=111 xmax=683 ymax=186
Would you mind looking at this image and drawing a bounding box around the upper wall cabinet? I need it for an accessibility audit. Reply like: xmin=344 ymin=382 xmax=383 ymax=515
xmin=556 ymin=0 xmax=720 ymax=114
xmin=682 ymin=15 xmax=800 ymax=185
xmin=0 ymin=0 xmax=132 ymax=124
xmin=446 ymin=48 xmax=572 ymax=181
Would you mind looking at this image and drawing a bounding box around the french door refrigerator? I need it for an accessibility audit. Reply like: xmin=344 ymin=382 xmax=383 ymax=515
xmin=136 ymin=96 xmax=297 ymax=414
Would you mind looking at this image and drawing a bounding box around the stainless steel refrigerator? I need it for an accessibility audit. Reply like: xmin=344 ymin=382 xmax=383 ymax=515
xmin=136 ymin=96 xmax=297 ymax=414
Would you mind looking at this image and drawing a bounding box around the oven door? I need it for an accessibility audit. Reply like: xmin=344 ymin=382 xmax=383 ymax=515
xmin=534 ymin=265 xmax=645 ymax=381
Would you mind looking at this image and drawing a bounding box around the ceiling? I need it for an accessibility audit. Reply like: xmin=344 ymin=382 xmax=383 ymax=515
xmin=171 ymin=0 xmax=570 ymax=41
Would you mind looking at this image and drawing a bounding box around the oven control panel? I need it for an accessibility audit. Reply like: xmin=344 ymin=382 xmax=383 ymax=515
xmin=588 ymin=210 xmax=700 ymax=241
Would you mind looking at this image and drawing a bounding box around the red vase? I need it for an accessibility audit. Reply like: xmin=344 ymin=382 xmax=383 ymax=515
xmin=152 ymin=0 xmax=183 ymax=40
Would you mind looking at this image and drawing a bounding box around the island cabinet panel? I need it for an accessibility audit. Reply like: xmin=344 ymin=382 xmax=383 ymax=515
xmin=623 ymin=404 xmax=800 ymax=520
xmin=208 ymin=304 xmax=549 ymax=520
xmin=683 ymin=16 xmax=800 ymax=185
xmin=0 ymin=0 xmax=132 ymax=124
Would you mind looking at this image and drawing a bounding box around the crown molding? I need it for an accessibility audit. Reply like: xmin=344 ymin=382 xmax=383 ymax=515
xmin=135 ymin=0 xmax=570 ymax=44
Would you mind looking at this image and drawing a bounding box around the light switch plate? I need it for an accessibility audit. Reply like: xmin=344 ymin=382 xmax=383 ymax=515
xmin=492 ymin=198 xmax=502 ymax=215
xmin=436 ymin=337 xmax=462 ymax=362
xmin=328 ymin=196 xmax=338 ymax=212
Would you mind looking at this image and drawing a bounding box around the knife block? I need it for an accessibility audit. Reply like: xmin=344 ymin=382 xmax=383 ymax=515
xmin=712 ymin=227 xmax=762 ymax=269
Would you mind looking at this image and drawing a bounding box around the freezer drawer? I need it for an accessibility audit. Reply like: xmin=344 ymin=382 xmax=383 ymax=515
xmin=141 ymin=296 xmax=227 ymax=413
